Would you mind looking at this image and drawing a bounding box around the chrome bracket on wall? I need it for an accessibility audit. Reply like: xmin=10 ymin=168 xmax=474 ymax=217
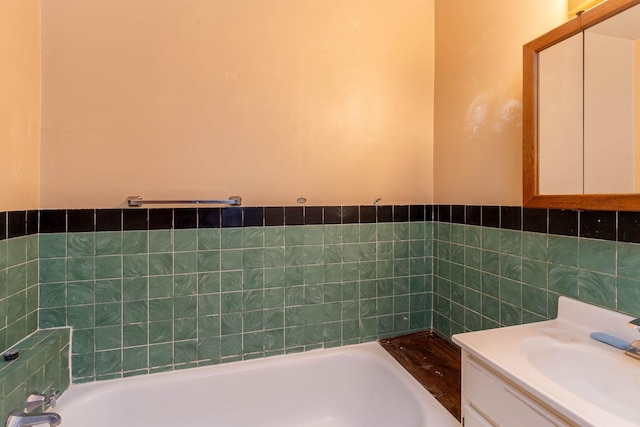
xmin=126 ymin=196 xmax=242 ymax=207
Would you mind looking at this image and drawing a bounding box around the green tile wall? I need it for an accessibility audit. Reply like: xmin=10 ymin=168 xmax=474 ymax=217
xmin=432 ymin=223 xmax=640 ymax=338
xmin=0 ymin=235 xmax=39 ymax=353
xmin=0 ymin=328 xmax=71 ymax=422
xmin=39 ymin=223 xmax=432 ymax=382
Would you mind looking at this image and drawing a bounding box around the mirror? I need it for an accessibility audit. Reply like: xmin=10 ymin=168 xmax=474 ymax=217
xmin=524 ymin=0 xmax=640 ymax=210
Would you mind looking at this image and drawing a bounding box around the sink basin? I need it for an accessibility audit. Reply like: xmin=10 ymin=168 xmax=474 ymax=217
xmin=522 ymin=337 xmax=640 ymax=423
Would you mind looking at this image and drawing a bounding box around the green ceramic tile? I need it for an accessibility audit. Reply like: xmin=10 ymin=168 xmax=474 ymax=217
xmin=94 ymin=349 xmax=122 ymax=375
xmin=123 ymin=232 xmax=147 ymax=254
xmin=39 ymin=234 xmax=67 ymax=258
xmin=481 ymin=228 xmax=500 ymax=251
xmin=149 ymin=320 xmax=173 ymax=344
xmin=95 ymin=255 xmax=122 ymax=280
xmin=482 ymin=273 xmax=499 ymax=298
xmin=617 ymin=277 xmax=640 ymax=316
xmin=7 ymin=237 xmax=26 ymax=266
xmin=548 ymin=236 xmax=578 ymax=267
xmin=149 ymin=343 xmax=173 ymax=367
xmin=304 ymin=246 xmax=324 ymax=265
xmin=617 ymin=242 xmax=640 ymax=279
xmin=263 ymin=288 xmax=285 ymax=308
xmin=67 ymin=282 xmax=94 ymax=306
xmin=149 ymin=253 xmax=173 ymax=276
xmin=264 ymin=227 xmax=285 ymax=247
xmin=148 ymin=298 xmax=174 ymax=322
xmin=394 ymin=223 xmax=410 ymax=241
xmin=500 ymin=254 xmax=521 ymax=281
xmin=450 ymin=224 xmax=464 ymax=244
xmin=123 ymin=254 xmax=147 ymax=277
xmin=221 ymin=228 xmax=243 ymax=249
xmin=243 ymin=248 xmax=264 ymax=269
xmin=198 ymin=315 xmax=220 ymax=339
xmin=174 ymin=274 xmax=197 ymax=296
xmin=481 ymin=251 xmax=499 ymax=275
xmin=221 ymin=313 xmax=242 ymax=335
xmin=360 ymin=224 xmax=377 ymax=243
xmin=124 ymin=277 xmax=148 ymax=301
xmin=148 ymin=230 xmax=172 ymax=253
xmin=39 ymin=308 xmax=66 ymax=328
xmin=221 ymin=250 xmax=243 ymax=271
xmin=198 ymin=272 xmax=221 ymax=294
xmin=465 ymin=226 xmax=481 ymax=248
xmin=499 ymin=230 xmax=521 ymax=256
xmin=465 ymin=267 xmax=481 ymax=291
xmin=284 ymin=226 xmax=304 ymax=246
xmin=499 ymin=278 xmax=521 ymax=306
xmin=578 ymin=270 xmax=616 ymax=309
xmin=243 ymin=311 xmax=263 ymax=332
xmin=123 ymin=347 xmax=148 ymax=371
xmin=522 ymin=232 xmax=547 ymax=261
xmin=198 ymin=229 xmax=220 ymax=251
xmin=174 ymin=296 xmax=197 ymax=319
xmin=174 ymin=318 xmax=197 ymax=340
xmin=522 ymin=259 xmax=547 ymax=289
xmin=579 ymin=239 xmax=616 ymax=275
xmin=500 ymin=302 xmax=521 ymax=326
xmin=548 ymin=265 xmax=579 ymax=297
xmin=221 ymin=292 xmax=242 ymax=314
xmin=342 ymin=225 xmax=359 ymax=244
xmin=324 ymin=264 xmax=341 ymax=283
xmin=465 ymin=288 xmax=482 ymax=313
xmin=243 ymin=270 xmax=263 ymax=291
xmin=221 ymin=271 xmax=243 ymax=292
xmin=39 ymin=258 xmax=66 ymax=284
xmin=263 ymin=267 xmax=284 ymax=289
xmin=94 ymin=302 xmax=121 ymax=327
xmin=95 ymin=326 xmax=122 ymax=350
xmin=174 ymin=252 xmax=197 ymax=275
xmin=376 ymin=224 xmax=393 ymax=242
xmin=522 ymin=284 xmax=548 ymax=317
xmin=96 ymin=232 xmax=123 ymax=255
xmin=263 ymin=247 xmax=285 ymax=268
xmin=68 ymin=233 xmax=95 ymax=257
xmin=40 ymin=283 xmax=66 ymax=308
xmin=394 ymin=241 xmax=409 ymax=259
xmin=285 ymin=265 xmax=304 ymax=285
xmin=148 ymin=275 xmax=172 ymax=299
xmin=482 ymin=295 xmax=500 ymax=322
xmin=173 ymin=230 xmax=197 ymax=252
xmin=7 ymin=264 xmax=27 ymax=296
xmin=241 ymin=228 xmax=263 ymax=249
xmin=123 ymin=301 xmax=148 ymax=324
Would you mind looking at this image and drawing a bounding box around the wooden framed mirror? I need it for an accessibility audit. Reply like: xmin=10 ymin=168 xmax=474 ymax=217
xmin=523 ymin=0 xmax=640 ymax=210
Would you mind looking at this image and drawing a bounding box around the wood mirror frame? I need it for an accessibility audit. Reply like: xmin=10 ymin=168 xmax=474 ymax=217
xmin=523 ymin=0 xmax=640 ymax=211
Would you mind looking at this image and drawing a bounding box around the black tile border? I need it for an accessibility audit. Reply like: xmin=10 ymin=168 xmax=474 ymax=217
xmin=1 ymin=205 xmax=640 ymax=244
xmin=0 ymin=211 xmax=6 ymax=241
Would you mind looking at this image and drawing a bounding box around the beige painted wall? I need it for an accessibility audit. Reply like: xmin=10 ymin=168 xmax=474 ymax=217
xmin=0 ymin=0 xmax=41 ymax=211
xmin=41 ymin=0 xmax=435 ymax=208
xmin=433 ymin=0 xmax=568 ymax=206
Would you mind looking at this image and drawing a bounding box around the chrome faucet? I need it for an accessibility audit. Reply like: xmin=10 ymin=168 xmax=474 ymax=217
xmin=625 ymin=318 xmax=640 ymax=360
xmin=5 ymin=410 xmax=61 ymax=427
xmin=24 ymin=390 xmax=59 ymax=413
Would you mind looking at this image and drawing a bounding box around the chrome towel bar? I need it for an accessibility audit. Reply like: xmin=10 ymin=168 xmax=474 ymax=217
xmin=127 ymin=196 xmax=242 ymax=207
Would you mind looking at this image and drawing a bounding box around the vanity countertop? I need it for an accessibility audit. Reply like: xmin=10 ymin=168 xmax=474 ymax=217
xmin=453 ymin=297 xmax=640 ymax=427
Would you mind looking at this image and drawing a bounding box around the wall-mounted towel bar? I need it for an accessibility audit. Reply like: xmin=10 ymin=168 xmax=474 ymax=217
xmin=127 ymin=196 xmax=242 ymax=207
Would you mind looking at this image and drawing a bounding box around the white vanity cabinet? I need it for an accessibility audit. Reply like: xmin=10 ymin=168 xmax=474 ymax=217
xmin=461 ymin=353 xmax=574 ymax=427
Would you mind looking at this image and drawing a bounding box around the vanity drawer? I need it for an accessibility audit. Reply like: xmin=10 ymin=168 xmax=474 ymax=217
xmin=464 ymin=357 xmax=570 ymax=427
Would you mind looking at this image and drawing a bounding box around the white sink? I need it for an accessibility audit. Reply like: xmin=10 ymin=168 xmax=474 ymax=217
xmin=453 ymin=297 xmax=640 ymax=427
xmin=521 ymin=336 xmax=640 ymax=423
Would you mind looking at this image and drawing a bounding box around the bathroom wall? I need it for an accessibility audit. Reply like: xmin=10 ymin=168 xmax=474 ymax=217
xmin=36 ymin=206 xmax=432 ymax=381
xmin=433 ymin=0 xmax=567 ymax=206
xmin=0 ymin=0 xmax=41 ymax=212
xmin=432 ymin=206 xmax=640 ymax=338
xmin=40 ymin=0 xmax=435 ymax=209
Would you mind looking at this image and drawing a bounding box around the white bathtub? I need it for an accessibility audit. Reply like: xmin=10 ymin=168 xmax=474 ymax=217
xmin=56 ymin=342 xmax=459 ymax=427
